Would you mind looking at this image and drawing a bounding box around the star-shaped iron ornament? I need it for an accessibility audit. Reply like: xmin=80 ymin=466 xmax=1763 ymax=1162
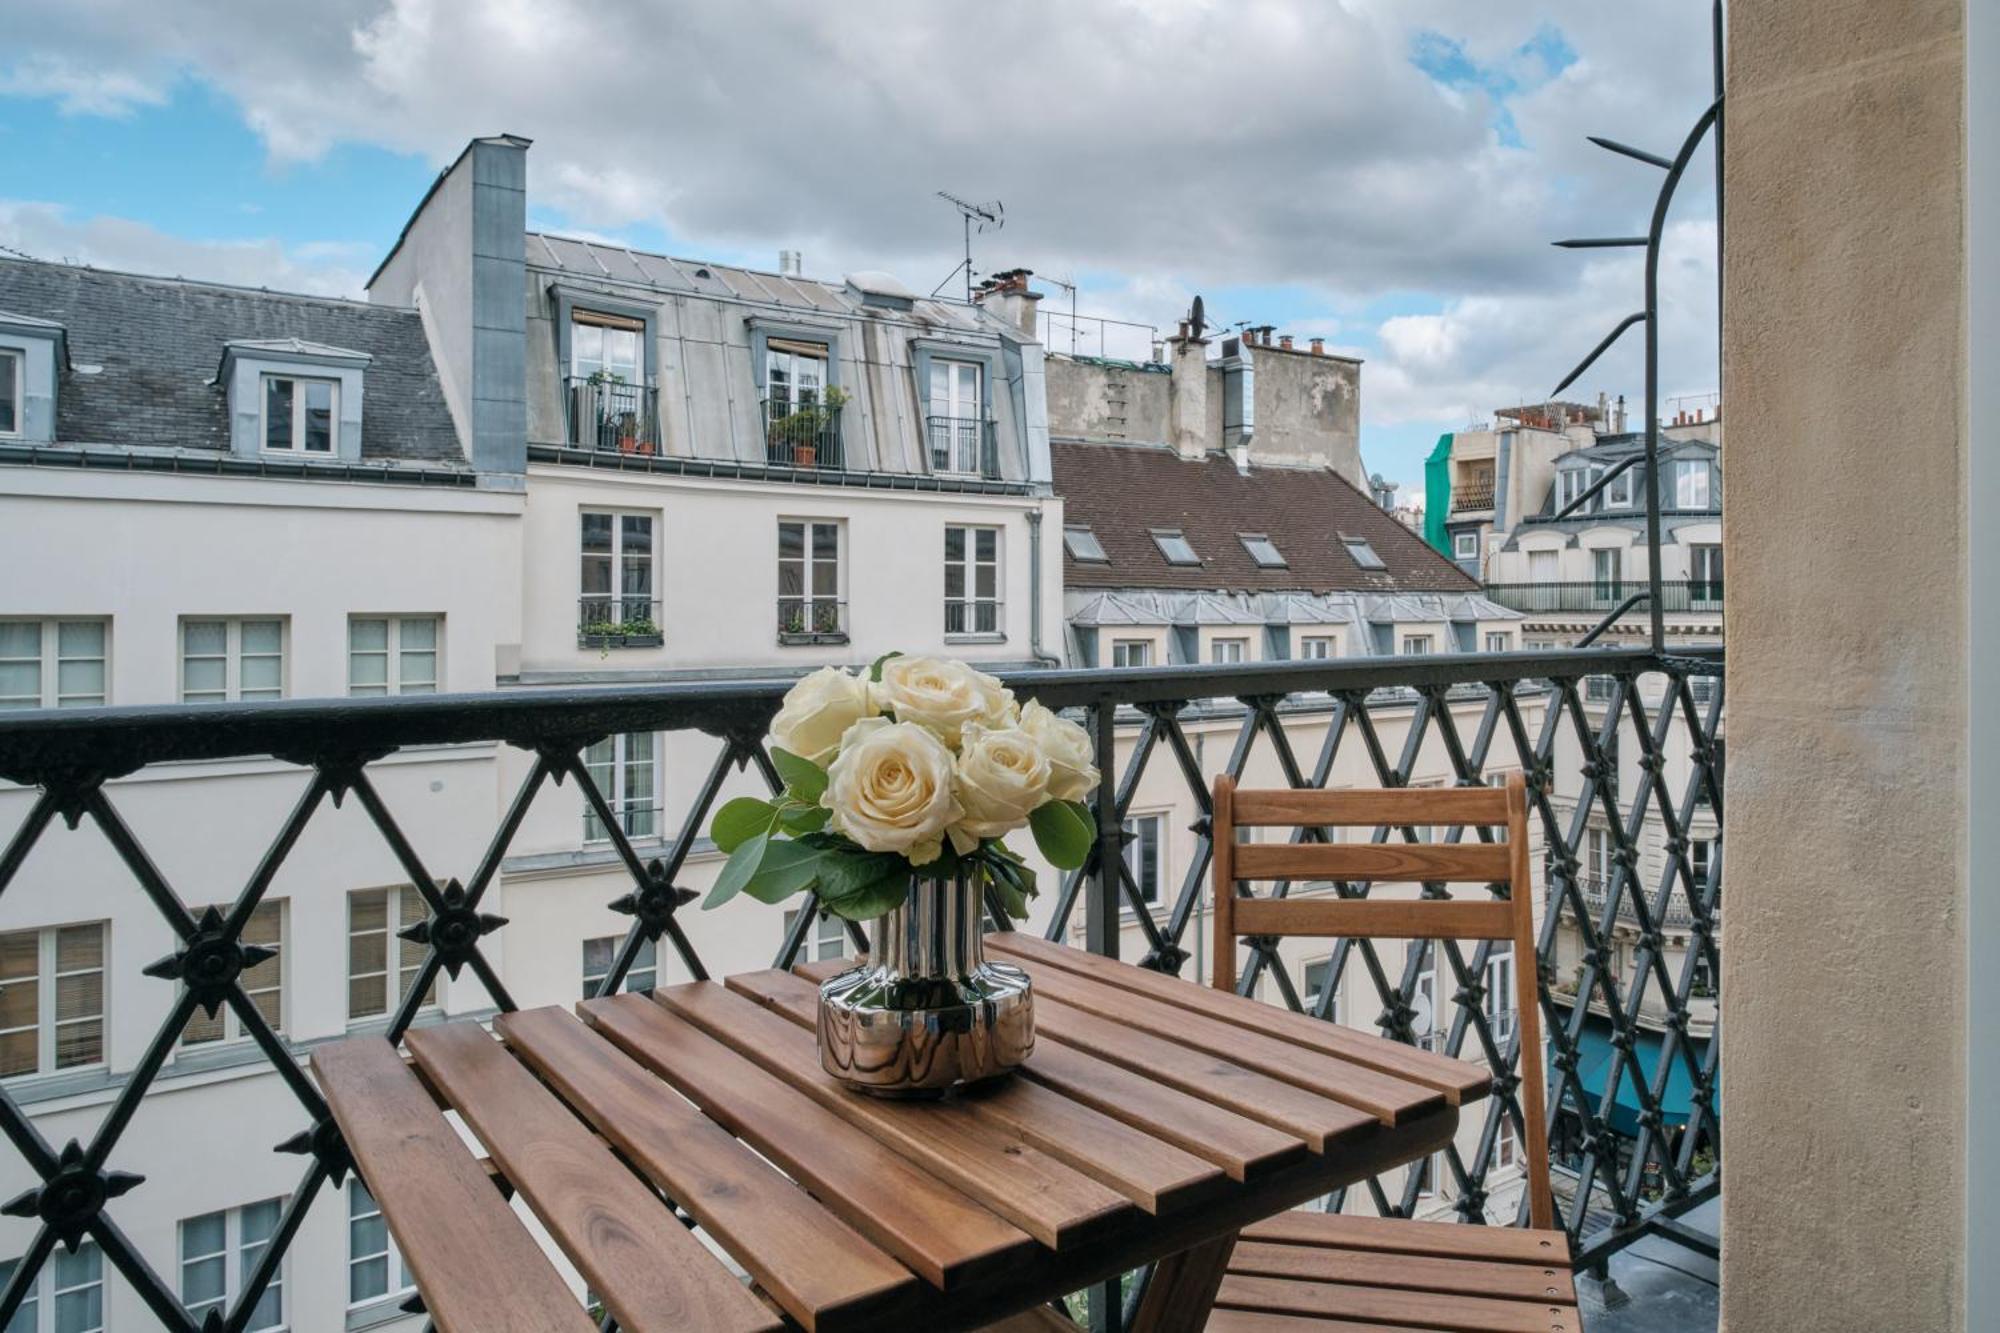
xmin=608 ymin=858 xmax=696 ymax=937
xmin=142 ymin=906 xmax=276 ymax=1018
xmin=1 ymin=1140 xmax=142 ymax=1252
xmin=275 ymin=1117 xmax=352 ymax=1187
xmin=397 ymin=879 xmax=505 ymax=979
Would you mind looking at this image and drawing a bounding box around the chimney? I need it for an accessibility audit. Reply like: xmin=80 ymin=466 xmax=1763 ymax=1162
xmin=1309 ymin=337 xmax=1324 ymax=355
xmin=1597 ymin=390 xmax=1609 ymax=427
xmin=973 ymin=267 xmax=1042 ymax=340
xmin=1167 ymin=324 xmax=1210 ymax=461
xmin=1278 ymin=334 xmax=1293 ymax=350
xmin=1614 ymin=394 xmax=1628 ymax=433
xmin=778 ymin=250 xmax=803 ymax=276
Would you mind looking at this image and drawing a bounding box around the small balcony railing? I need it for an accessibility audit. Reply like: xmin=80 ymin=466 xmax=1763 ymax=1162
xmin=564 ymin=375 xmax=661 ymax=455
xmin=926 ymin=415 xmax=999 ymax=479
xmin=578 ymin=595 xmax=662 ymax=648
xmin=776 ymin=597 xmax=847 ymax=644
xmin=1485 ymin=580 xmax=1724 ymax=614
xmin=1575 ymin=873 xmax=1698 ymax=929
xmin=1451 ymin=480 xmax=1496 ymax=512
xmin=762 ymin=399 xmax=845 ymax=469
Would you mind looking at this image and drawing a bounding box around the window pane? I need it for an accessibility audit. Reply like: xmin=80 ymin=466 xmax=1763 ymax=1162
xmin=241 ymin=620 xmax=282 ymax=655
xmin=304 ymin=379 xmax=335 ymax=453
xmin=264 ymin=378 xmax=294 ymax=449
xmin=53 ymin=1242 xmax=102 ymax=1333
xmin=975 ymin=528 xmax=996 ymax=562
xmin=944 ymin=527 xmax=965 ymax=562
xmin=350 ymin=619 xmax=388 ymax=653
xmin=581 ymin=512 xmax=614 ymax=553
xmin=812 ymin=522 xmax=838 ymax=560
xmin=0 ymin=352 xmax=16 ymax=435
xmin=183 ymin=621 xmax=226 ymax=656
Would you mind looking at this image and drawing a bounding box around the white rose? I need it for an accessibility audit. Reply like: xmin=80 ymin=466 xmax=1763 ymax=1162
xmin=1019 ymin=700 xmax=1099 ymax=802
xmin=953 ymin=722 xmax=1053 ymax=842
xmin=770 ymin=666 xmax=877 ymax=766
xmin=874 ymin=656 xmax=1016 ymax=747
xmin=822 ymin=718 xmax=963 ymax=865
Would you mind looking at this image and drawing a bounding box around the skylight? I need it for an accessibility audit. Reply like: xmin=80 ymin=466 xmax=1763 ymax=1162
xmin=1151 ymin=529 xmax=1201 ymax=566
xmin=1239 ymin=533 xmax=1287 ymax=568
xmin=1064 ymin=525 xmax=1108 ymax=562
xmin=1342 ymin=537 xmax=1387 ymax=570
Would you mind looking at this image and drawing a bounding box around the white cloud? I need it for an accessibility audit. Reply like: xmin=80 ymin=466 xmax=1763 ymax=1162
xmin=0 ymin=202 xmax=374 ymax=297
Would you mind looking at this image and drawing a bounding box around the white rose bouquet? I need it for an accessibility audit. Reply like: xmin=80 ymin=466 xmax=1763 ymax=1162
xmin=704 ymin=654 xmax=1098 ymax=923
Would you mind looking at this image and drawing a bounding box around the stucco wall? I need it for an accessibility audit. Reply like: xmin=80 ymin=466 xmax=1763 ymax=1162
xmin=1721 ymin=3 xmax=1967 ymax=1329
xmin=1249 ymin=346 xmax=1361 ymax=484
xmin=1043 ymin=354 xmax=1172 ymax=445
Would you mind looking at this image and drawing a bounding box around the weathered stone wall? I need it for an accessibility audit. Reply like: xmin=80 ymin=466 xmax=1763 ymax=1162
xmin=1722 ymin=3 xmax=1966 ymax=1329
xmin=1043 ymin=355 xmax=1172 ymax=446
xmin=1249 ymin=345 xmax=1362 ymax=484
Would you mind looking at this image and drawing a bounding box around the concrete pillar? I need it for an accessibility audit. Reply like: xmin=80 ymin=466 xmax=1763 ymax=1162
xmin=1722 ymin=3 xmax=1970 ymax=1329
xmin=1167 ymin=331 xmax=1209 ymax=461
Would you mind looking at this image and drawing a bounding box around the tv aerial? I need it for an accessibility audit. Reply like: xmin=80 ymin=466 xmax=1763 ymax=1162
xmin=934 ymin=191 xmax=1004 ymax=301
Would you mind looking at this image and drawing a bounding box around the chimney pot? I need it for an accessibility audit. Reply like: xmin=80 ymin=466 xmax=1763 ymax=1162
xmin=1309 ymin=337 xmax=1324 ymax=355
xmin=778 ymin=249 xmax=803 ymax=276
xmin=1279 ymin=334 xmax=1293 ymax=350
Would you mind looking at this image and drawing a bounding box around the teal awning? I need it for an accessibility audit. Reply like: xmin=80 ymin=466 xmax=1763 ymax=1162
xmin=1553 ymin=1013 xmax=1710 ymax=1137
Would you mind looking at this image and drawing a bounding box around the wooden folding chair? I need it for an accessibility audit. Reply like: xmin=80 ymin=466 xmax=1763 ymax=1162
xmin=1205 ymin=773 xmax=1578 ymax=1333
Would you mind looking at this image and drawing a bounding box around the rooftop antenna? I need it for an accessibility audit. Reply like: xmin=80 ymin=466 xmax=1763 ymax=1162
xmin=1040 ymin=271 xmax=1079 ymax=355
xmin=933 ymin=191 xmax=1003 ymax=302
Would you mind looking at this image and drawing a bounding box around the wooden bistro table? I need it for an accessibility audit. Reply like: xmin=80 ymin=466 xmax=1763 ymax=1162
xmin=312 ymin=933 xmax=1487 ymax=1333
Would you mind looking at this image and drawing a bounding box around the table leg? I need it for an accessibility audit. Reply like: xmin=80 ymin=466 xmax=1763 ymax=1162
xmin=1129 ymin=1230 xmax=1239 ymax=1333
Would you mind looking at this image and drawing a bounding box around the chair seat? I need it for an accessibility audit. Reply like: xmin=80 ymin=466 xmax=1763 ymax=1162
xmin=1207 ymin=1212 xmax=1577 ymax=1333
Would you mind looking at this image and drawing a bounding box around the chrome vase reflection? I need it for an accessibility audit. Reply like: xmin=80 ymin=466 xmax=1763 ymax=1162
xmin=817 ymin=871 xmax=1034 ymax=1096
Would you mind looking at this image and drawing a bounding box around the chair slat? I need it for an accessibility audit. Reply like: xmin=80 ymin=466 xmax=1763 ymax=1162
xmin=1233 ymin=841 xmax=1511 ymax=884
xmin=1233 ymin=786 xmax=1513 ymax=826
xmin=1231 ymin=897 xmax=1515 ymax=941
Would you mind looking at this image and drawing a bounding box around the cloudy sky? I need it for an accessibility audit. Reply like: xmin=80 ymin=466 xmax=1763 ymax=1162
xmin=0 ymin=0 xmax=1721 ymax=491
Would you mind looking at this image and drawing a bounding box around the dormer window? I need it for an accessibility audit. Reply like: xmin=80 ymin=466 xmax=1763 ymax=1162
xmin=1239 ymin=533 xmax=1286 ymax=568
xmin=1151 ymin=529 xmax=1200 ymax=566
xmin=1342 ymin=536 xmax=1387 ymax=570
xmin=0 ymin=311 xmax=66 ymax=444
xmin=1064 ymin=525 xmax=1108 ymax=562
xmin=262 ymin=375 xmax=337 ymax=454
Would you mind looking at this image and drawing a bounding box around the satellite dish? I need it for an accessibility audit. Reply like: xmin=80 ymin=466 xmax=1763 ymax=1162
xmin=1188 ymin=295 xmax=1207 ymax=340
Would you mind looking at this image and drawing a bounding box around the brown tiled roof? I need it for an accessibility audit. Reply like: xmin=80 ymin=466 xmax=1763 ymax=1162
xmin=1052 ymin=443 xmax=1476 ymax=594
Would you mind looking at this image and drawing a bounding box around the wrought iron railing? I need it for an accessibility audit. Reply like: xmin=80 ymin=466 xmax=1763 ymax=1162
xmin=563 ymin=375 xmax=661 ymax=455
xmin=761 ymin=398 xmax=844 ymax=469
xmin=0 ymin=646 xmax=1721 ymax=1328
xmin=577 ymin=595 xmax=662 ymax=647
xmin=1486 ymin=580 xmax=1724 ymax=614
xmin=1577 ymin=872 xmax=1697 ymax=929
xmin=775 ymin=597 xmax=847 ymax=644
xmin=926 ymin=414 xmax=999 ymax=478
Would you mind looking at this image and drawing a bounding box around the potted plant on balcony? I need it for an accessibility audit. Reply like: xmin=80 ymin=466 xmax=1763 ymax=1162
xmin=705 ymin=654 xmax=1097 ymax=1095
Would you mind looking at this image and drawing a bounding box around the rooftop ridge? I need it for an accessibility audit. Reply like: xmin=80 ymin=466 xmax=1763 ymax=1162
xmin=0 ymin=254 xmax=416 ymax=315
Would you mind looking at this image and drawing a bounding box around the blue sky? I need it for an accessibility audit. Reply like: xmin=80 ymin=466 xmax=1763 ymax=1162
xmin=0 ymin=2 xmax=1718 ymax=494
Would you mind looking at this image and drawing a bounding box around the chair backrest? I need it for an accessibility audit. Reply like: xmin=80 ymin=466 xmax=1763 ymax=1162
xmin=1211 ymin=771 xmax=1554 ymax=1230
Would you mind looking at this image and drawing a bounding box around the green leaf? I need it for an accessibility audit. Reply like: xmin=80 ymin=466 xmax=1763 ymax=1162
xmin=1029 ymin=800 xmax=1097 ymax=869
xmin=741 ymin=840 xmax=825 ymax=905
xmin=710 ymin=797 xmax=779 ymax=853
xmin=777 ymin=804 xmax=831 ymax=835
xmin=868 ymin=650 xmax=903 ymax=683
xmin=821 ymin=865 xmax=912 ymax=923
xmin=816 ymin=848 xmax=906 ymax=901
xmin=704 ymin=832 xmax=770 ymax=910
xmin=989 ymin=876 xmax=1031 ymax=922
xmin=770 ymin=747 xmax=829 ymax=804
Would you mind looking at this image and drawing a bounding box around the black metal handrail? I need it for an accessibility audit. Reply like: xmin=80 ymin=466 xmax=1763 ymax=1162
xmin=0 ymin=646 xmax=1722 ymax=1327
xmin=762 ymin=398 xmax=844 ymax=469
xmin=1485 ymin=580 xmax=1724 ymax=614
xmin=564 ymin=375 xmax=661 ymax=455
xmin=775 ymin=597 xmax=847 ymax=644
xmin=926 ymin=414 xmax=998 ymax=478
xmin=578 ymin=596 xmax=662 ymax=647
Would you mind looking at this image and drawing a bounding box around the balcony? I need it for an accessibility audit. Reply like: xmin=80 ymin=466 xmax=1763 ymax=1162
xmin=0 ymin=646 xmax=1723 ymax=1329
xmin=926 ymin=414 xmax=999 ymax=479
xmin=577 ymin=595 xmax=662 ymax=648
xmin=563 ymin=374 xmax=661 ymax=455
xmin=776 ymin=596 xmax=847 ymax=645
xmin=1485 ymin=580 xmax=1724 ymax=615
xmin=1450 ymin=479 xmax=1496 ymax=513
xmin=762 ymin=397 xmax=845 ymax=469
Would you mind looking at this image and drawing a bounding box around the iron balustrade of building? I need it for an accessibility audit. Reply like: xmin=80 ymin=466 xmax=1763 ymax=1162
xmin=0 ymin=646 xmax=1721 ymax=1330
xmin=775 ymin=597 xmax=847 ymax=645
xmin=925 ymin=414 xmax=999 ymax=479
xmin=562 ymin=375 xmax=661 ymax=456
xmin=761 ymin=397 xmax=845 ymax=469
xmin=1486 ymin=580 xmax=1725 ymax=615
xmin=577 ymin=595 xmax=663 ymax=648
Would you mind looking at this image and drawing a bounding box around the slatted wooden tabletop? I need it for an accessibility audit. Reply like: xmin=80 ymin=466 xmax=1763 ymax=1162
xmin=312 ymin=934 xmax=1482 ymax=1333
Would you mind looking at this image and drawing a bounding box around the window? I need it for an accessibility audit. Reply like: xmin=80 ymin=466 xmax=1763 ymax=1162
xmin=1556 ymin=468 xmax=1588 ymax=512
xmin=181 ymin=1198 xmax=283 ymax=1331
xmin=927 ymin=359 xmax=985 ymax=473
xmin=1674 ymin=459 xmax=1714 ymax=508
xmin=0 ymin=350 xmax=18 ymax=437
xmin=1299 ymin=635 xmax=1337 ymax=660
xmin=1452 ymin=531 xmax=1479 ymax=561
xmin=348 ymin=1183 xmax=414 ymax=1309
xmin=181 ymin=901 xmax=283 ymax=1047
xmin=1483 ymin=943 xmax=1516 ymax=1045
xmin=1210 ymin=637 xmax=1248 ymax=665
xmin=584 ymin=733 xmax=659 ymax=842
xmin=1485 ymin=631 xmax=1513 ymax=653
xmin=1342 ymin=537 xmax=1386 ymax=570
xmin=1401 ymin=634 xmax=1434 ymax=655
xmin=1407 ymin=941 xmax=1438 ymax=1051
xmin=1606 ymin=465 xmax=1635 ymax=508
xmin=0 ymin=621 xmax=106 ymax=708
xmin=261 ymin=374 xmax=336 ymax=454
xmin=1111 ymin=639 xmax=1153 ymax=669
xmin=1063 ymin=525 xmax=1107 ymax=562
xmin=766 ymin=339 xmax=829 ymax=414
xmin=1122 ymin=814 xmax=1164 ymax=906
xmin=580 ymin=512 xmax=656 ymax=633
xmin=180 ymin=619 xmax=284 ymax=702
xmin=571 ymin=311 xmax=643 ymax=383
xmin=1303 ymin=958 xmax=1337 ymax=1021
xmin=1690 ymin=838 xmax=1715 ymax=888
xmin=1690 ymin=544 xmax=1724 ymax=602
xmin=778 ymin=519 xmax=844 ymax=639
xmin=0 ymin=1242 xmax=103 ymax=1332
xmin=1586 ymin=826 xmax=1614 ymax=886
xmin=1496 ymin=1104 xmax=1520 ymax=1169
xmin=348 ymin=886 xmax=436 ymax=1022
xmin=1151 ymin=529 xmax=1200 ymax=566
xmin=0 ymin=924 xmax=105 ymax=1079
xmin=1527 ymin=549 xmax=1558 ymax=583
xmin=582 ymin=935 xmax=658 ymax=998
xmin=1591 ymin=548 xmax=1623 ymax=603
xmin=348 ymin=616 xmax=439 ymax=695
xmin=782 ymin=909 xmax=853 ymax=963
xmin=1239 ymin=533 xmax=1286 ymax=568
xmin=944 ymin=526 xmax=1002 ymax=636
xmin=1584 ymin=673 xmax=1618 ymax=703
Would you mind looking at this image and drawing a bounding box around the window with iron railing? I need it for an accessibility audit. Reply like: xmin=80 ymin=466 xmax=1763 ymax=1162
xmin=778 ymin=519 xmax=846 ymax=642
xmin=944 ymin=525 xmax=1002 ymax=636
xmin=580 ymin=512 xmax=659 ymax=645
xmin=927 ymin=358 xmax=994 ymax=476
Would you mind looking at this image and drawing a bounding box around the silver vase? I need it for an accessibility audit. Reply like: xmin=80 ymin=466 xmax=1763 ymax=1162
xmin=816 ymin=870 xmax=1034 ymax=1096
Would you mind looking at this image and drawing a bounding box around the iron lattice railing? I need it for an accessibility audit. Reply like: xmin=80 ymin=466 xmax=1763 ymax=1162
xmin=0 ymin=646 xmax=1720 ymax=1329
xmin=1485 ymin=580 xmax=1724 ymax=615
